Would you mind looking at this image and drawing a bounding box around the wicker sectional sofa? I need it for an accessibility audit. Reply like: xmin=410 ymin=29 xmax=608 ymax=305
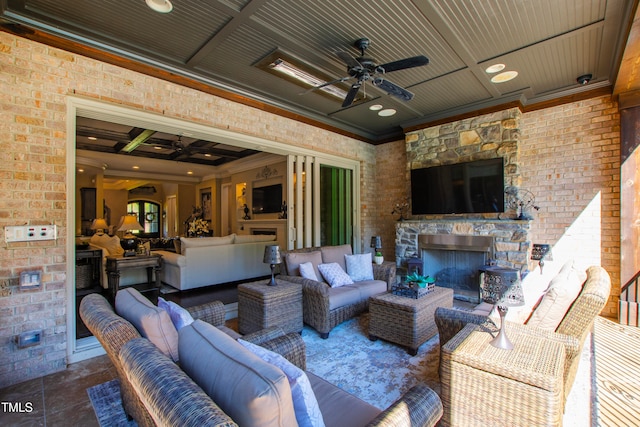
xmin=279 ymin=244 xmax=396 ymax=338
xmin=81 ymin=289 xmax=443 ymax=427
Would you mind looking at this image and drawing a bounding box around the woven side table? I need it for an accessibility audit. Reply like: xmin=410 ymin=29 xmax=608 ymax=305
xmin=238 ymin=279 xmax=303 ymax=335
xmin=440 ymin=323 xmax=565 ymax=427
xmin=368 ymin=286 xmax=453 ymax=355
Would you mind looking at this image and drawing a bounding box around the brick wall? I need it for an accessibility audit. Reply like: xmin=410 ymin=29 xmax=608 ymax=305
xmin=520 ymin=96 xmax=621 ymax=318
xmin=0 ymin=33 xmax=375 ymax=387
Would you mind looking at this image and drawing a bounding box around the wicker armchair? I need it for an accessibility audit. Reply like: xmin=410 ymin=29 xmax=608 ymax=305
xmin=280 ymin=246 xmax=396 ymax=338
xmin=434 ymin=265 xmax=611 ymax=426
xmin=80 ymin=293 xmax=306 ymax=426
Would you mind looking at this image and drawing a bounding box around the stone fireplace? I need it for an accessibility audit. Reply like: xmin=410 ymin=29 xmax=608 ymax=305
xmin=396 ymin=219 xmax=531 ymax=302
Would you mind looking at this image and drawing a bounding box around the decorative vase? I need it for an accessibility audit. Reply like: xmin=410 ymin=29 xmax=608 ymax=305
xmin=374 ymin=255 xmax=384 ymax=265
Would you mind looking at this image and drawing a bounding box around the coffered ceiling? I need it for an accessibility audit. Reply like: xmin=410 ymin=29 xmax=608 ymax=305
xmin=1 ymin=0 xmax=637 ymax=146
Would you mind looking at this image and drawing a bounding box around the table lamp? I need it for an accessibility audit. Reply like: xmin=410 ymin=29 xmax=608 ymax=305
xmin=118 ymin=215 xmax=144 ymax=257
xmin=481 ymin=267 xmax=524 ymax=350
xmin=531 ymin=243 xmax=552 ymax=274
xmin=263 ymin=244 xmax=281 ymax=286
xmin=90 ymin=218 xmax=108 ymax=235
xmin=370 ymin=236 xmax=382 ymax=253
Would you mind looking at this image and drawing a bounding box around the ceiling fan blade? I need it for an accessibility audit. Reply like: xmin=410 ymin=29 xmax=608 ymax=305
xmin=299 ymin=75 xmax=351 ymax=94
xmin=336 ymin=51 xmax=361 ymax=69
xmin=378 ymin=55 xmax=429 ymax=73
xmin=374 ymin=78 xmax=414 ymax=102
xmin=342 ymin=83 xmax=361 ymax=107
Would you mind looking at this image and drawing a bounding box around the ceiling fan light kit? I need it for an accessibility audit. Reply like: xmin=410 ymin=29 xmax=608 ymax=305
xmin=306 ymin=37 xmax=429 ymax=108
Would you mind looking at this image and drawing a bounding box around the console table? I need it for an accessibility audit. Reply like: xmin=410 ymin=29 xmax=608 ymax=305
xmin=106 ymin=254 xmax=162 ymax=303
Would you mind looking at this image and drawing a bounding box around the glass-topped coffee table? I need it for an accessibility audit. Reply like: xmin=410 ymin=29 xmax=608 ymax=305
xmin=368 ymin=286 xmax=454 ymax=355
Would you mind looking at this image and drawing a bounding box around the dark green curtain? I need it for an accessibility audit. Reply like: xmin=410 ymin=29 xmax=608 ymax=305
xmin=320 ymin=165 xmax=353 ymax=246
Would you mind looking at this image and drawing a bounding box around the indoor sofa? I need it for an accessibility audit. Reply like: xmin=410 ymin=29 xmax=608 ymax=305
xmin=153 ymin=234 xmax=276 ymax=291
xmin=81 ymin=289 xmax=443 ymax=427
xmin=434 ymin=263 xmax=611 ymax=426
xmin=279 ymin=244 xmax=396 ymax=338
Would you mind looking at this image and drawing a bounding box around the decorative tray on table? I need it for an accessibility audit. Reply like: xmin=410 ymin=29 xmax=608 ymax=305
xmin=391 ymin=283 xmax=435 ymax=299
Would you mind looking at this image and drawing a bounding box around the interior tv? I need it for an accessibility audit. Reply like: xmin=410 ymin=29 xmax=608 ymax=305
xmin=411 ymin=158 xmax=505 ymax=215
xmin=252 ymin=184 xmax=283 ymax=214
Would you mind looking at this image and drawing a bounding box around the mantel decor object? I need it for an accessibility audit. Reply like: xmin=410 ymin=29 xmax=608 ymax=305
xmin=480 ymin=267 xmax=524 ymax=350
xmin=118 ymin=214 xmax=144 ymax=257
xmin=263 ymin=244 xmax=281 ymax=286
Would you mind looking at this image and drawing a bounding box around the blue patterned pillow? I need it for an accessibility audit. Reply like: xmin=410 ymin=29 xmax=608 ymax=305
xmin=345 ymin=253 xmax=374 ymax=281
xmin=318 ymin=263 xmax=354 ymax=288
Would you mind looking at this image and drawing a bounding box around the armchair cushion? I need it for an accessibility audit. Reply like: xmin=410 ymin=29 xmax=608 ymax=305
xmin=527 ymin=260 xmax=586 ymax=330
xmin=115 ymin=288 xmax=179 ymax=362
xmin=90 ymin=233 xmax=124 ymax=256
xmin=238 ymin=339 xmax=325 ymax=427
xmin=179 ymin=320 xmax=297 ymax=427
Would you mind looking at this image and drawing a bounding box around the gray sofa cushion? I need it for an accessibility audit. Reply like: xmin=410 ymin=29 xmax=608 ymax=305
xmin=115 ymin=287 xmax=179 ymax=362
xmin=349 ymin=280 xmax=387 ymax=299
xmin=179 ymin=320 xmax=297 ymax=427
xmin=285 ymin=251 xmax=323 ymax=279
xmin=328 ymin=286 xmax=362 ymax=310
xmin=307 ymin=371 xmax=380 ymax=426
xmin=320 ymin=244 xmax=352 ymax=271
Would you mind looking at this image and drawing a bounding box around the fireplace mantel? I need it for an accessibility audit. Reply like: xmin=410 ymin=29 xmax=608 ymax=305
xmin=395 ymin=218 xmax=531 ymax=273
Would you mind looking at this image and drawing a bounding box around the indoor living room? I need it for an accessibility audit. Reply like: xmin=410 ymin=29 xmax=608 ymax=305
xmin=2 ymin=0 xmax=640 ymax=426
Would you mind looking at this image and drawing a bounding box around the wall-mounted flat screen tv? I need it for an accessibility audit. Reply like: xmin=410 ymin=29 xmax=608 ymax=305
xmin=411 ymin=158 xmax=505 ymax=215
xmin=252 ymin=184 xmax=283 ymax=214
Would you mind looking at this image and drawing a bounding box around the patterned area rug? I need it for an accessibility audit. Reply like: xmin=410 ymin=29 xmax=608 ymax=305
xmin=302 ymin=313 xmax=441 ymax=409
xmin=87 ymin=379 xmax=137 ymax=427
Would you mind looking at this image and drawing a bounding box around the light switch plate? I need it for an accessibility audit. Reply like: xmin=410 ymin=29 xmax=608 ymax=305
xmin=5 ymin=225 xmax=57 ymax=242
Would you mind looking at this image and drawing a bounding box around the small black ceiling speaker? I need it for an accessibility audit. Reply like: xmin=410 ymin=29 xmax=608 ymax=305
xmin=577 ymin=74 xmax=592 ymax=85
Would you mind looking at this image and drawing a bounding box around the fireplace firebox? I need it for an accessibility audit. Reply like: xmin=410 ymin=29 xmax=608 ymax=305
xmin=418 ymin=234 xmax=494 ymax=303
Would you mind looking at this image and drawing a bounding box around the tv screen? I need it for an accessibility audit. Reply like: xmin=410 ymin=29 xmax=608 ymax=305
xmin=411 ymin=158 xmax=504 ymax=215
xmin=252 ymin=184 xmax=283 ymax=214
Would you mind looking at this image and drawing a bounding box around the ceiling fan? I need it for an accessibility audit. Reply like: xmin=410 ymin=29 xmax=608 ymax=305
xmin=309 ymin=38 xmax=429 ymax=108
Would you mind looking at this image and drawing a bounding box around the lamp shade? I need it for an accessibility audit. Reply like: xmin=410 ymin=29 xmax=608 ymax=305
xmin=370 ymin=236 xmax=382 ymax=249
xmin=90 ymin=218 xmax=108 ymax=234
xmin=481 ymin=267 xmax=524 ymax=308
xmin=263 ymin=245 xmax=282 ymax=265
xmin=118 ymin=215 xmax=143 ymax=232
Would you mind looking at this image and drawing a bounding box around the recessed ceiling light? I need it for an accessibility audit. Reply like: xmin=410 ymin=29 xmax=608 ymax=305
xmin=491 ymin=71 xmax=518 ymax=83
xmin=154 ymin=146 xmax=162 ymax=150
xmin=132 ymin=165 xmax=140 ymax=170
xmin=369 ymin=104 xmax=383 ymax=111
xmin=187 ymin=171 xmax=193 ymax=175
xmin=87 ymin=136 xmax=97 ymax=141
xmin=485 ymin=63 xmax=506 ymax=74
xmin=378 ymin=109 xmax=397 ymax=117
xmin=77 ymin=168 xmax=84 ymax=173
xmin=204 ymin=153 xmax=212 ymax=157
xmin=145 ymin=0 xmax=173 ymax=13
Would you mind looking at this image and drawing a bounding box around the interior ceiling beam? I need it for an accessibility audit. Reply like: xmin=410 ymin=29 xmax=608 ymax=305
xmin=121 ymin=128 xmax=156 ymax=153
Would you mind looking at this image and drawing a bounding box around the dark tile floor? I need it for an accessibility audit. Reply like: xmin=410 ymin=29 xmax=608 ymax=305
xmin=0 ymin=354 xmax=116 ymax=427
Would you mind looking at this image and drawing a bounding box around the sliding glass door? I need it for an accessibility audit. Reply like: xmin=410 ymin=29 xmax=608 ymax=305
xmin=287 ymin=156 xmax=358 ymax=250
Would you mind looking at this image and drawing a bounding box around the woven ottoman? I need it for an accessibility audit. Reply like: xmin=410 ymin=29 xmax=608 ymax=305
xmin=238 ymin=279 xmax=303 ymax=334
xmin=369 ymin=286 xmax=453 ymax=355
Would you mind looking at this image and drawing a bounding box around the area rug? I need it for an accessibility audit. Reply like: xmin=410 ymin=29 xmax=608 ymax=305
xmin=302 ymin=313 xmax=441 ymax=409
xmin=87 ymin=379 xmax=137 ymax=427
